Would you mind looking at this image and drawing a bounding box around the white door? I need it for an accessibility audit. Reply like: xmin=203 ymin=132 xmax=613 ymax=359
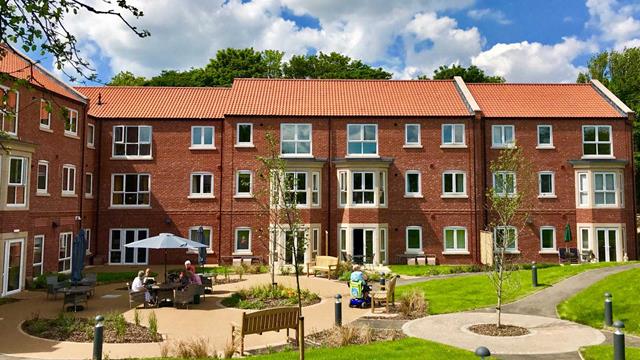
xmin=596 ymin=228 xmax=619 ymax=262
xmin=3 ymin=239 xmax=25 ymax=296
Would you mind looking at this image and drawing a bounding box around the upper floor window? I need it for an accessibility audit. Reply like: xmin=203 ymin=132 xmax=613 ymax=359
xmin=65 ymin=108 xmax=78 ymax=136
xmin=493 ymin=171 xmax=516 ymax=197
xmin=190 ymin=172 xmax=214 ymax=198
xmin=235 ymin=170 xmax=253 ymax=197
xmin=338 ymin=169 xmax=386 ymax=207
xmin=442 ymin=124 xmax=465 ymax=146
xmin=87 ymin=124 xmax=95 ymax=148
xmin=85 ymin=172 xmax=93 ymax=198
xmin=594 ymin=172 xmax=617 ymax=206
xmin=191 ymin=126 xmax=215 ymax=149
xmin=578 ymin=172 xmax=589 ymax=206
xmin=37 ymin=161 xmax=48 ymax=195
xmin=538 ymin=172 xmax=555 ymax=197
xmin=285 ymin=172 xmax=308 ymax=206
xmin=492 ymin=125 xmax=515 ymax=148
xmin=236 ymin=123 xmax=253 ymax=146
xmin=352 ymin=171 xmax=375 ymax=204
xmin=347 ymin=124 xmax=377 ymax=156
xmin=111 ymin=173 xmax=150 ymax=207
xmin=62 ymin=164 xmax=76 ymax=196
xmin=7 ymin=157 xmax=26 ymax=206
xmin=311 ymin=172 xmax=320 ymax=206
xmin=583 ymin=125 xmax=612 ymax=157
xmin=113 ymin=125 xmax=152 ymax=158
xmin=1 ymin=87 xmax=18 ymax=135
xmin=404 ymin=124 xmax=421 ymax=147
xmin=537 ymin=125 xmax=553 ymax=148
xmin=444 ymin=227 xmax=467 ymax=253
xmin=39 ymin=99 xmax=51 ymax=130
xmin=405 ymin=171 xmax=422 ymax=197
xmin=281 ymin=124 xmax=311 ymax=156
xmin=442 ymin=171 xmax=466 ymax=196
xmin=406 ymin=226 xmax=423 ymax=254
xmin=495 ymin=226 xmax=517 ymax=252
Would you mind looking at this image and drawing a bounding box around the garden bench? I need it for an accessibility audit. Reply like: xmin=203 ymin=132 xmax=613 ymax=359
xmin=306 ymin=256 xmax=339 ymax=279
xmin=231 ymin=306 xmax=300 ymax=355
xmin=371 ymin=275 xmax=399 ymax=313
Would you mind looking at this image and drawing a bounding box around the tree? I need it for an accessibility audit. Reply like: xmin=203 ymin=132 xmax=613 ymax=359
xmin=419 ymin=64 xmax=505 ymax=83
xmin=283 ymin=52 xmax=392 ymax=79
xmin=486 ymin=145 xmax=534 ymax=328
xmin=108 ymin=71 xmax=147 ymax=86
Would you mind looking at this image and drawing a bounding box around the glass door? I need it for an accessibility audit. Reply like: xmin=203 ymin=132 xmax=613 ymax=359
xmin=596 ymin=228 xmax=618 ymax=262
xmin=110 ymin=229 xmax=148 ymax=264
xmin=284 ymin=230 xmax=305 ymax=265
xmin=3 ymin=239 xmax=24 ymax=295
xmin=352 ymin=229 xmax=375 ymax=264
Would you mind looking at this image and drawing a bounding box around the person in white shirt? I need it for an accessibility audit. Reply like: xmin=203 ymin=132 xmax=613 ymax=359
xmin=131 ymin=270 xmax=153 ymax=304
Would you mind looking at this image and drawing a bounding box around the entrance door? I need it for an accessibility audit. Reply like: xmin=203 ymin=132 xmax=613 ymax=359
xmin=352 ymin=229 xmax=375 ymax=264
xmin=3 ymin=239 xmax=24 ymax=296
xmin=596 ymin=228 xmax=618 ymax=262
xmin=110 ymin=229 xmax=148 ymax=265
xmin=284 ymin=230 xmax=306 ymax=265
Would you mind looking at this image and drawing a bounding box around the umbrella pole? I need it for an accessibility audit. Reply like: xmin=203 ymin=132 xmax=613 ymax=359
xmin=164 ymin=250 xmax=168 ymax=282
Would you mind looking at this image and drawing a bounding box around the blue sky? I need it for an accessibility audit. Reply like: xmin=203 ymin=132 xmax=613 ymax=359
xmin=37 ymin=0 xmax=640 ymax=84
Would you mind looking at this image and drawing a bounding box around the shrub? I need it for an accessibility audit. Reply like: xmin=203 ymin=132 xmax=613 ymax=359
xmin=398 ymin=290 xmax=428 ymax=318
xmin=279 ymin=266 xmax=291 ymax=276
xmin=234 ymin=265 xmax=245 ymax=280
xmin=222 ymin=284 xmax=320 ymax=309
xmin=133 ymin=309 xmax=140 ymax=326
xmin=148 ymin=311 xmax=158 ymax=339
xmin=173 ymin=337 xmax=211 ymax=358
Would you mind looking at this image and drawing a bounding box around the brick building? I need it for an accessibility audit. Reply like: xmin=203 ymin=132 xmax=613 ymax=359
xmin=0 ymin=47 xmax=637 ymax=295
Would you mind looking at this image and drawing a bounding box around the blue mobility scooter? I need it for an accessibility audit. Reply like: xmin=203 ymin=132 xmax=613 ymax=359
xmin=348 ymin=280 xmax=371 ymax=308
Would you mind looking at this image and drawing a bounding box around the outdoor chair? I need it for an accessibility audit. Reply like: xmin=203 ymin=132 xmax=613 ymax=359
xmin=126 ymin=282 xmax=148 ymax=309
xmin=46 ymin=275 xmax=66 ymax=300
xmin=80 ymin=273 xmax=97 ymax=296
xmin=62 ymin=292 xmax=88 ymax=312
xmin=559 ymin=248 xmax=579 ymax=264
xmin=200 ymin=275 xmax=213 ymax=295
xmin=174 ymin=284 xmax=198 ymax=309
xmin=371 ymin=275 xmax=399 ymax=313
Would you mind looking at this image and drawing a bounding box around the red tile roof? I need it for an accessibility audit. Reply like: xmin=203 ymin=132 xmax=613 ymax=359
xmin=76 ymin=86 xmax=231 ymax=119
xmin=467 ymin=83 xmax=624 ymax=118
xmin=225 ymin=78 xmax=472 ymax=117
xmin=0 ymin=45 xmax=87 ymax=103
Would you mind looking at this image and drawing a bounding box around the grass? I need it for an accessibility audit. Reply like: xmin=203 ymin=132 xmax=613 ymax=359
xmin=31 ymin=271 xmax=158 ymax=289
xmin=580 ymin=345 xmax=640 ymax=360
xmin=389 ymin=264 xmax=485 ymax=277
xmin=558 ymin=267 xmax=640 ymax=335
xmin=397 ymin=262 xmax=623 ymax=315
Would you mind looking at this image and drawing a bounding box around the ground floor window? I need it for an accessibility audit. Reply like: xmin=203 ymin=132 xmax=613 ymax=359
xmin=85 ymin=229 xmax=91 ymax=255
xmin=444 ymin=227 xmax=467 ymax=253
xmin=406 ymin=226 xmax=422 ymax=254
xmin=109 ymin=229 xmax=148 ymax=264
xmin=540 ymin=226 xmax=556 ymax=251
xmin=189 ymin=226 xmax=212 ymax=252
xmin=33 ymin=235 xmax=44 ymax=277
xmin=58 ymin=232 xmax=72 ymax=271
xmin=234 ymin=228 xmax=251 ymax=254
xmin=311 ymin=228 xmax=319 ymax=260
xmin=494 ymin=226 xmax=517 ymax=252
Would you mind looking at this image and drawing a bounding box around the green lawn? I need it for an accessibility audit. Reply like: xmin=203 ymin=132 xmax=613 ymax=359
xmin=389 ymin=264 xmax=484 ymax=276
xmin=558 ymin=267 xmax=640 ymax=335
xmin=397 ymin=262 xmax=623 ymax=315
xmin=580 ymin=345 xmax=640 ymax=360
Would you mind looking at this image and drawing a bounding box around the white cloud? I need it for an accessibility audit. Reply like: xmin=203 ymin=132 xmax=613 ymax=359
xmin=586 ymin=0 xmax=640 ymax=49
xmin=467 ymin=8 xmax=512 ymax=25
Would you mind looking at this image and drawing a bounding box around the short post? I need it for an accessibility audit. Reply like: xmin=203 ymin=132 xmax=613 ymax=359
xmin=379 ymin=273 xmax=386 ymax=287
xmin=93 ymin=315 xmax=104 ymax=360
xmin=474 ymin=346 xmax=491 ymax=360
xmin=298 ymin=316 xmax=305 ymax=360
xmin=613 ymin=321 xmax=625 ymax=360
xmin=531 ymin=261 xmax=538 ymax=287
xmin=604 ymin=292 xmax=613 ymax=327
xmin=335 ymin=294 xmax=342 ymax=327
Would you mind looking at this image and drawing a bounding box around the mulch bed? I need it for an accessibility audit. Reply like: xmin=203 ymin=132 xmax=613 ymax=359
xmin=362 ymin=304 xmax=427 ymax=320
xmin=468 ymin=323 xmax=530 ymax=337
xmin=22 ymin=317 xmax=161 ymax=343
xmin=222 ymin=294 xmax=320 ymax=309
xmin=307 ymin=326 xmax=405 ymax=347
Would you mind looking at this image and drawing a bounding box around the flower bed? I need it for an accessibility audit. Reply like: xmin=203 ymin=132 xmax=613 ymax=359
xmin=221 ymin=284 xmax=320 ymax=309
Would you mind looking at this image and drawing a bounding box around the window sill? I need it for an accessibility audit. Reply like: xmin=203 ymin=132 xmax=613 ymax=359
xmin=36 ymin=192 xmax=50 ymax=197
xmin=581 ymin=155 xmax=615 ymax=160
xmin=232 ymin=252 xmax=253 ymax=256
xmin=187 ymin=249 xmax=214 ymax=254
xmin=538 ymin=195 xmax=557 ymax=199
xmin=501 ymin=251 xmax=521 ymax=255
xmin=491 ymin=145 xmax=516 ymax=150
xmin=345 ymin=154 xmax=380 ymax=159
xmin=189 ymin=146 xmax=216 ymax=151
xmin=539 ymin=250 xmax=558 ymax=255
xmin=64 ymin=132 xmax=79 ymax=139
xmin=280 ymin=154 xmax=314 ymax=158
xmin=188 ymin=195 xmax=215 ymax=199
xmin=108 ymin=205 xmax=152 ymax=210
xmin=61 ymin=193 xmax=77 ymax=198
xmin=536 ymin=145 xmax=555 ymax=150
xmin=441 ymin=194 xmax=468 ymax=199
xmin=110 ymin=156 xmax=153 ymax=161
xmin=404 ymin=194 xmax=423 ymax=198
xmin=404 ymin=251 xmax=425 ymax=255
xmin=403 ymin=144 xmax=422 ymax=149
xmin=87 ymin=145 xmax=95 ymax=150
xmin=235 ymin=143 xmax=255 ymax=148
xmin=84 ymin=195 xmax=94 ymax=199
xmin=234 ymin=194 xmax=253 ymax=199
xmin=442 ymin=251 xmax=470 ymax=255
xmin=440 ymin=144 xmax=467 ymax=149
xmin=39 ymin=127 xmax=53 ymax=133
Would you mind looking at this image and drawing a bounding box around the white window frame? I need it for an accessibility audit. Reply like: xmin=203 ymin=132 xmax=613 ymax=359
xmin=285 ymin=171 xmax=309 ymax=207
xmin=1 ymin=85 xmax=19 ymax=136
xmin=190 ymin=126 xmax=215 ymax=150
xmin=582 ymin=125 xmax=613 ymax=158
xmin=85 ymin=172 xmax=93 ymax=198
xmin=110 ymin=173 xmax=151 ymax=208
xmin=536 ymin=125 xmax=554 ymax=149
xmin=234 ymin=227 xmax=252 ymax=254
xmin=112 ymin=125 xmax=153 ymax=159
xmin=36 ymin=160 xmax=49 ymax=195
xmin=7 ymin=156 xmax=27 ymax=206
xmin=311 ymin=172 xmax=320 ymax=207
xmin=405 ymin=226 xmax=423 ymax=254
xmin=85 ymin=229 xmax=92 ymax=255
xmin=311 ymin=228 xmax=320 ymax=260
xmin=189 ymin=226 xmax=213 ymax=253
xmin=87 ymin=123 xmax=95 ymax=148
xmin=58 ymin=232 xmax=73 ymax=272
xmin=108 ymin=228 xmax=149 ymax=265
xmin=39 ymin=99 xmax=51 ymax=130
xmin=347 ymin=124 xmax=378 ymax=157
xmin=493 ymin=171 xmax=516 ymax=197
xmin=61 ymin=164 xmax=76 ymax=196
xmin=578 ymin=172 xmax=589 ymax=206
xmin=491 ymin=125 xmax=515 ymax=148
xmin=442 ymin=171 xmax=467 ymax=197
xmin=190 ymin=172 xmax=214 ymax=198
xmin=235 ymin=170 xmax=253 ymax=197
xmin=441 ymin=124 xmax=465 ymax=147
xmin=404 ymin=170 xmax=422 ymax=197
xmin=236 ymin=123 xmax=254 ymax=147
xmin=404 ymin=124 xmax=421 ymax=147
xmin=280 ymin=123 xmax=312 ymax=156
xmin=443 ymin=226 xmax=468 ymax=254
xmin=539 ymin=226 xmax=556 ymax=253
xmin=593 ymin=171 xmax=618 ymax=207
xmin=494 ymin=226 xmax=518 ymax=253
xmin=538 ymin=171 xmax=555 ymax=198
xmin=338 ymin=171 xmax=348 ymax=206
xmin=351 ymin=171 xmax=376 ymax=206
xmin=579 ymin=227 xmax=591 ymax=251
xmin=33 ymin=234 xmax=45 ymax=277
xmin=64 ymin=108 xmax=78 ymax=136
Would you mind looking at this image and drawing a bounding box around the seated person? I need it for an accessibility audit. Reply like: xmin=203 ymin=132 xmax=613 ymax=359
xmin=178 ymin=271 xmax=190 ymax=290
xmin=350 ymin=266 xmax=370 ymax=297
xmin=188 ymin=270 xmax=202 ymax=285
xmin=132 ymin=270 xmax=154 ymax=305
xmin=184 ymin=260 xmax=196 ymax=275
xmin=143 ymin=268 xmax=155 ymax=285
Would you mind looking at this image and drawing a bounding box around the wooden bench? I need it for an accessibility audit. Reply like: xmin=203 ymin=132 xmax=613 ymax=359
xmin=306 ymin=256 xmax=339 ymax=279
xmin=231 ymin=306 xmax=300 ymax=355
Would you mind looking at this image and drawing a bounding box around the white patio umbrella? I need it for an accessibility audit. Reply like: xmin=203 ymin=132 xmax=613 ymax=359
xmin=124 ymin=233 xmax=207 ymax=281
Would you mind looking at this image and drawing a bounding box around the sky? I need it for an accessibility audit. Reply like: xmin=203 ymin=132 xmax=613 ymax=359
xmin=37 ymin=0 xmax=640 ymax=84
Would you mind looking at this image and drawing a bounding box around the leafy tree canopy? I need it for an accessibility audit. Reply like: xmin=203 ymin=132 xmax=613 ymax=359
xmin=419 ymin=64 xmax=505 ymax=83
xmin=282 ymin=52 xmax=392 ymax=79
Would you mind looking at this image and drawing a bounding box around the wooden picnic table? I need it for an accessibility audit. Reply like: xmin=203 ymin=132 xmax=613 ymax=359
xmin=59 ymin=286 xmax=92 ymax=311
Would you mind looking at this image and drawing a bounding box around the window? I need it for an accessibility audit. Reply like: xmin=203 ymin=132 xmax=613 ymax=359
xmin=1 ymin=87 xmax=18 ymax=135
xmin=64 ymin=108 xmax=78 ymax=135
xmin=578 ymin=172 xmax=589 ymax=206
xmin=442 ymin=124 xmax=465 ymax=146
xmin=85 ymin=172 xmax=93 ymax=197
xmin=379 ymin=172 xmax=386 ymax=206
xmin=406 ymin=226 xmax=422 ymax=253
xmin=493 ymin=171 xmax=516 ymax=197
xmin=109 ymin=229 xmax=148 ymax=264
xmin=311 ymin=228 xmax=319 ymax=260
xmin=189 ymin=227 xmax=212 ymax=251
xmin=191 ymin=126 xmax=215 ymax=149
xmin=352 ymin=172 xmax=375 ymax=204
xmin=87 ymin=124 xmax=95 ymax=148
xmin=190 ymin=172 xmax=214 ymax=198
xmin=594 ymin=172 xmax=617 ymax=206
xmin=59 ymin=232 xmax=72 ymax=272
xmin=538 ymin=172 xmax=555 ymax=197
xmin=235 ymin=228 xmax=251 ymax=253
xmin=339 ymin=171 xmax=348 ymax=205
xmin=236 ymin=170 xmax=252 ymax=197
xmin=492 ymin=125 xmax=515 ymax=148
xmin=281 ymin=124 xmax=311 ymax=155
xmin=7 ymin=157 xmax=27 ymax=205
xmin=40 ymin=99 xmax=50 ymax=129
xmin=379 ymin=228 xmax=387 ymax=264
xmin=494 ymin=226 xmax=517 ymax=252
xmin=537 ymin=125 xmax=553 ymax=148
xmin=580 ymin=227 xmax=590 ymax=250
xmin=444 ymin=227 xmax=467 ymax=252
xmin=339 ymin=228 xmax=347 ymax=260
xmin=85 ymin=229 xmax=91 ymax=255
xmin=111 ymin=174 xmax=150 ymax=206
xmin=236 ymin=123 xmax=253 ymax=146
xmin=37 ymin=161 xmax=48 ymax=194
xmin=33 ymin=235 xmax=44 ymax=277
xmin=540 ymin=226 xmax=556 ymax=251
xmin=285 ymin=172 xmax=308 ymax=205
xmin=583 ymin=125 xmax=612 ymax=157
xmin=405 ymin=124 xmax=421 ymax=146
xmin=62 ymin=165 xmax=76 ymax=195
xmin=311 ymin=172 xmax=320 ymax=206
xmin=443 ymin=171 xmax=466 ymax=196
xmin=405 ymin=171 xmax=421 ymax=197
xmin=112 ymin=125 xmax=152 ymax=158
xmin=347 ymin=124 xmax=377 ymax=156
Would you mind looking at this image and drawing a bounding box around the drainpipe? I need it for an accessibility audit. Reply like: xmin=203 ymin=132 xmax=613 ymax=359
xmin=327 ymin=117 xmax=332 ymax=256
xmin=217 ymin=119 xmax=224 ymax=264
xmin=78 ymin=102 xmax=88 ymax=234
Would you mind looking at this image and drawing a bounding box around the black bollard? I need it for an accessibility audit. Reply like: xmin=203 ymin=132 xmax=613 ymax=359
xmin=474 ymin=346 xmax=491 ymax=360
xmin=335 ymin=294 xmax=342 ymax=327
xmin=604 ymin=292 xmax=613 ymax=327
xmin=531 ymin=261 xmax=538 ymax=287
xmin=93 ymin=315 xmax=104 ymax=360
xmin=613 ymin=321 xmax=625 ymax=360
